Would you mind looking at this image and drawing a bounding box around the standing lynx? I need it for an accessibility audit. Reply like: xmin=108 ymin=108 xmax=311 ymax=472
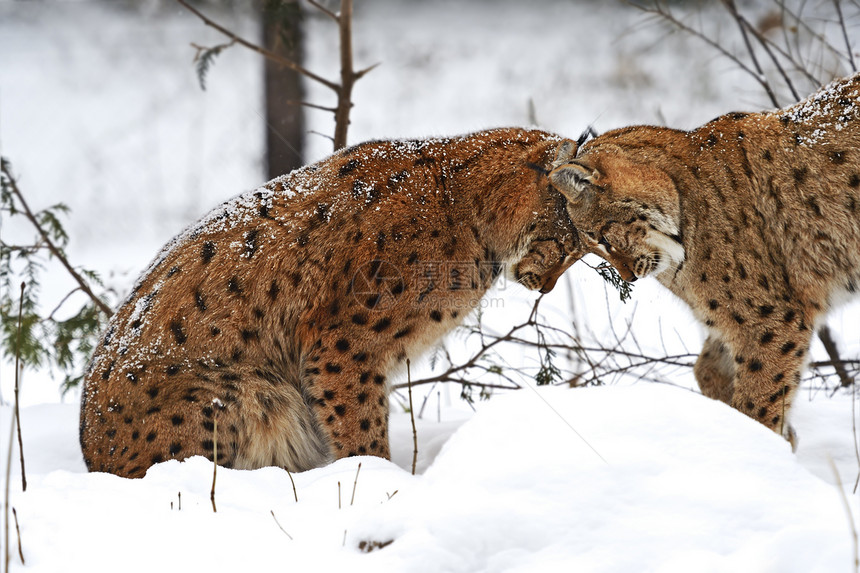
xmin=549 ymin=74 xmax=860 ymax=444
xmin=80 ymin=128 xmax=581 ymax=478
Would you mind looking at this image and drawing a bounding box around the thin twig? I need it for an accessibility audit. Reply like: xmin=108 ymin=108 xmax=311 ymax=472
xmin=407 ymin=359 xmax=418 ymax=475
xmin=285 ymin=468 xmax=298 ymax=502
xmin=4 ymin=299 xmax=19 ymax=573
xmin=14 ymin=282 xmax=26 ymax=493
xmin=1 ymin=160 xmax=112 ymax=318
xmin=210 ymin=408 xmax=218 ymax=513
xmin=354 ymin=62 xmax=382 ymax=80
xmin=350 ymin=462 xmax=361 ymax=506
xmin=11 ymin=508 xmax=23 ymax=565
xmin=282 ymin=100 xmax=338 ymax=113
xmin=721 ymin=0 xmax=782 ymax=106
xmin=307 ymin=0 xmax=339 ymax=21
xmin=741 ymin=17 xmax=801 ymax=101
xmin=628 ymin=1 xmax=778 ymax=105
xmin=308 ymin=130 xmax=336 ymax=144
xmin=829 ymin=457 xmax=859 ymax=572
xmin=270 ymin=510 xmax=294 ymax=540
xmin=834 ymin=0 xmax=858 ymax=72
xmin=44 ymin=287 xmax=82 ymax=322
xmin=853 ymin=379 xmax=860 ymax=494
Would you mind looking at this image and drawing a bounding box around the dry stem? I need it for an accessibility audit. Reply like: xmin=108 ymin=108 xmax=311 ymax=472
xmin=407 ymin=359 xmax=418 ymax=475
xmin=286 ymin=468 xmax=298 ymax=502
xmin=270 ymin=510 xmax=294 ymax=540
xmin=350 ymin=462 xmax=361 ymax=506
xmin=210 ymin=410 xmax=218 ymax=513
xmin=829 ymin=457 xmax=859 ymax=573
xmin=11 ymin=508 xmax=23 ymax=565
xmin=13 ymin=283 xmax=26 ymax=493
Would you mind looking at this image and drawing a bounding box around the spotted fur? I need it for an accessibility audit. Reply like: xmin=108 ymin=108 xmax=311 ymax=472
xmin=80 ymin=128 xmax=581 ymax=477
xmin=551 ymin=74 xmax=860 ymax=445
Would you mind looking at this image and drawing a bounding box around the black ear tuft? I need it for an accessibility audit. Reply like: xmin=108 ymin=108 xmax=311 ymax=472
xmin=576 ymin=126 xmax=598 ymax=148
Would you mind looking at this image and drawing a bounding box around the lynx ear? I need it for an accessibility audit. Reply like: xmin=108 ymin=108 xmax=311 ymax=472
xmin=551 ymin=140 xmax=578 ymax=169
xmin=548 ymin=162 xmax=598 ymax=203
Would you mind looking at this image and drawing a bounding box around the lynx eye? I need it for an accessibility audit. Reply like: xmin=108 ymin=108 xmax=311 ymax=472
xmin=598 ymin=236 xmax=612 ymax=250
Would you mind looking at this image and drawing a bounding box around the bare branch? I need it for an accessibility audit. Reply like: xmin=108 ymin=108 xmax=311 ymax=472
xmin=627 ymin=1 xmax=778 ymax=105
xmin=721 ymin=0 xmax=782 ymax=107
xmin=176 ymin=0 xmax=339 ymax=91
xmin=307 ymin=0 xmax=339 ymax=21
xmin=283 ymin=100 xmax=338 ymax=113
xmin=355 ymin=62 xmax=382 ymax=80
xmin=729 ymin=11 xmax=803 ymax=101
xmin=834 ymin=0 xmax=858 ymax=72
xmin=817 ymin=325 xmax=855 ymax=388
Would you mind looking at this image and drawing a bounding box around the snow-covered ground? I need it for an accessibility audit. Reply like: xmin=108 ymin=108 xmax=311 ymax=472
xmin=2 ymin=0 xmax=860 ymax=571
xmin=3 ymin=384 xmax=859 ymax=573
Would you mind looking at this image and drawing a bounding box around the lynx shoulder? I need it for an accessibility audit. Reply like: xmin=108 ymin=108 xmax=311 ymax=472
xmin=80 ymin=127 xmax=581 ymax=477
xmin=550 ymin=74 xmax=860 ymax=444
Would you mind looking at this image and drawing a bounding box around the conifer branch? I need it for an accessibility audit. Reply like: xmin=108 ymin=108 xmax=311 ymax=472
xmin=0 ymin=160 xmax=112 ymax=318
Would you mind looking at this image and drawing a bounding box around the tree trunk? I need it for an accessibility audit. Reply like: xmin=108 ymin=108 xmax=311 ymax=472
xmin=262 ymin=1 xmax=305 ymax=178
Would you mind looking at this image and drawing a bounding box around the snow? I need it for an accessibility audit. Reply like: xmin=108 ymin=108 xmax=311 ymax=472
xmin=2 ymin=0 xmax=860 ymax=571
xmin=2 ymin=384 xmax=859 ymax=572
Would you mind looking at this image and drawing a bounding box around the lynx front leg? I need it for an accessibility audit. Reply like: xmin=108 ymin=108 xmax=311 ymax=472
xmin=304 ymin=332 xmax=392 ymax=461
xmin=726 ymin=325 xmax=813 ymax=448
xmin=693 ymin=334 xmax=735 ymax=404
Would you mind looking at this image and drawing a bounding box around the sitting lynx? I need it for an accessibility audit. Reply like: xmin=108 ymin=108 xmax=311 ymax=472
xmin=80 ymin=128 xmax=582 ymax=478
xmin=549 ymin=74 xmax=860 ymax=444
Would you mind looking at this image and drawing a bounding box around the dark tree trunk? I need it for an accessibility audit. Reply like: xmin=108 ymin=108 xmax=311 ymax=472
xmin=262 ymin=1 xmax=305 ymax=178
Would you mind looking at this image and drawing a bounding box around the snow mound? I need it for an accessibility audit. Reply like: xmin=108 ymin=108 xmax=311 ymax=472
xmin=3 ymin=384 xmax=855 ymax=572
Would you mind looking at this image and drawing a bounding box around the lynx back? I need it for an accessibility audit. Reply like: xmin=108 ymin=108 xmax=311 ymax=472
xmin=80 ymin=128 xmax=582 ymax=477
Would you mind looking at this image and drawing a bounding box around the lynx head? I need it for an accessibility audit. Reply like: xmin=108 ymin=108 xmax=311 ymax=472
xmin=548 ymin=144 xmax=684 ymax=282
xmin=513 ymin=138 xmax=584 ymax=293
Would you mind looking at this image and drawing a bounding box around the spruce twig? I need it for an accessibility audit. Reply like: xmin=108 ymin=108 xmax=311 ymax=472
xmin=0 ymin=160 xmax=112 ymax=318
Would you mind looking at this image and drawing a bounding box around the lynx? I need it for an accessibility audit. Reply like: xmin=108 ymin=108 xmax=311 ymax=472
xmin=549 ymin=74 xmax=860 ymax=444
xmin=80 ymin=127 xmax=582 ymax=477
